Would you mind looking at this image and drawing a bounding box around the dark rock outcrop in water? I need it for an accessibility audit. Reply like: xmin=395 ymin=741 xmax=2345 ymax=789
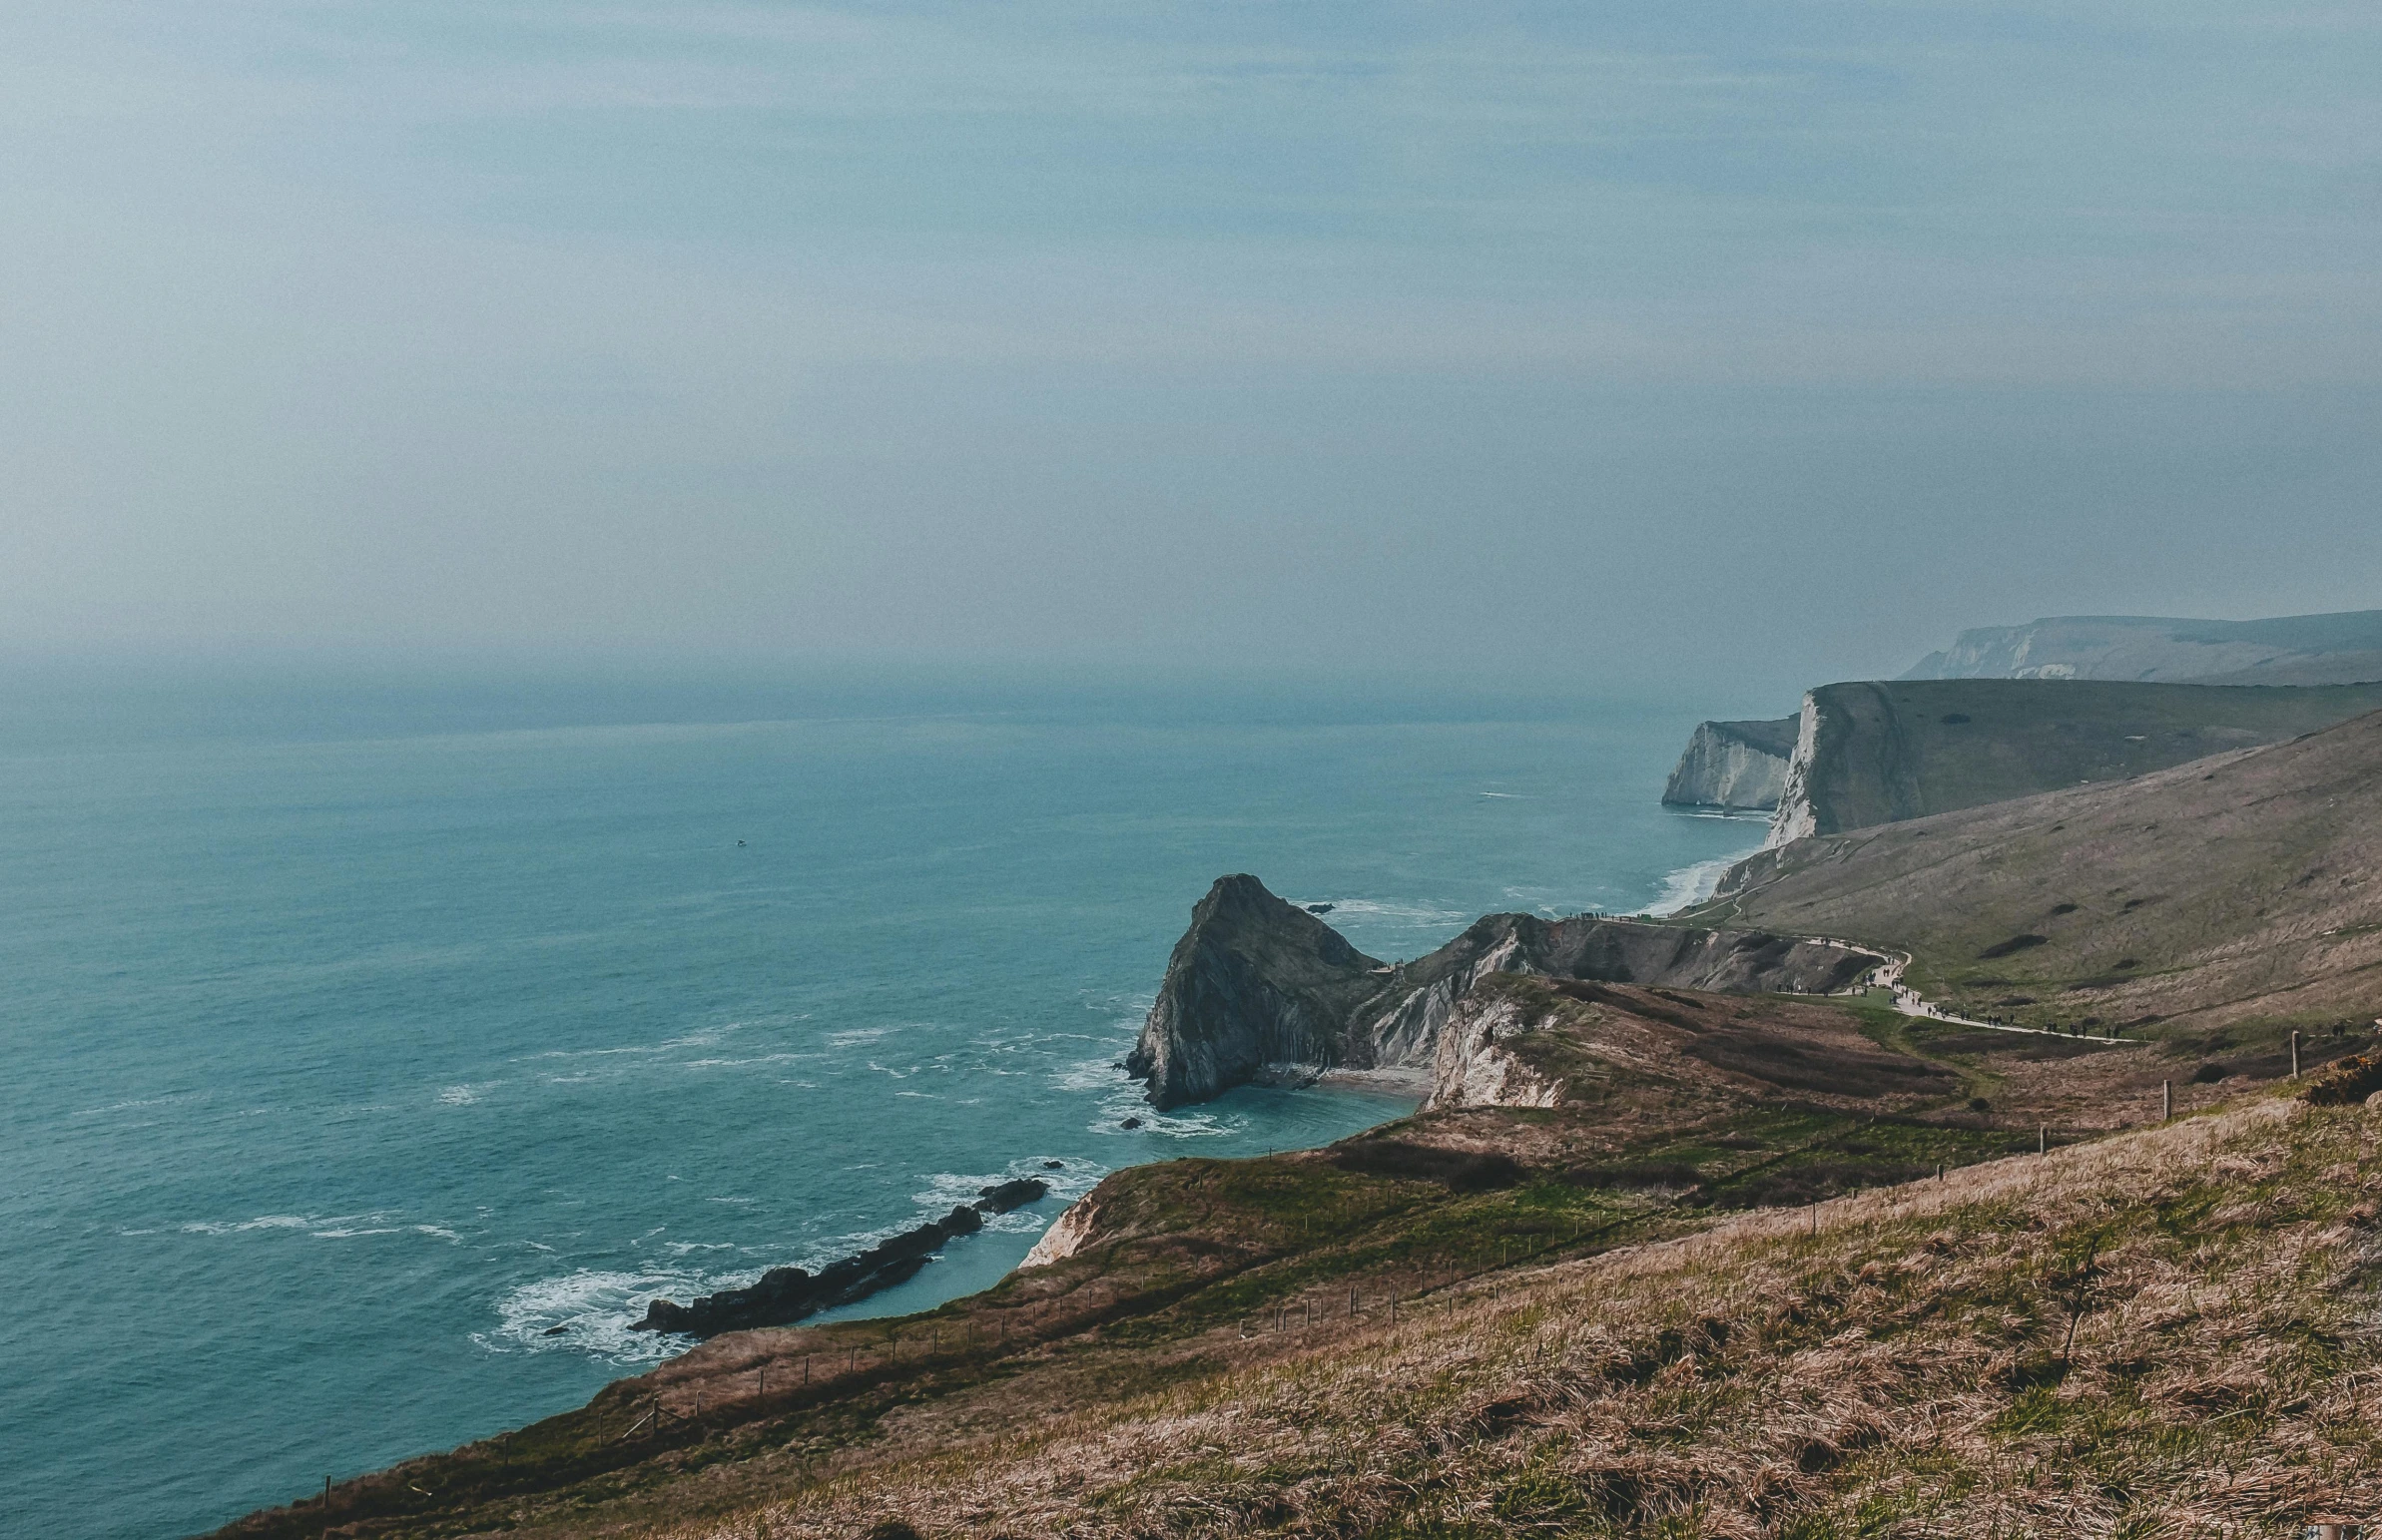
xmin=1124 ymin=875 xmax=1880 ymax=1109
xmin=1660 ymin=717 xmax=1798 ymax=809
xmin=633 ymin=1180 xmax=1047 ymax=1338
xmin=1121 ymin=875 xmax=1395 ymax=1110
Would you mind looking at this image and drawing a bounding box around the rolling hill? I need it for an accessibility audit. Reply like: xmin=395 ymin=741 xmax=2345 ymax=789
xmin=1692 ymin=705 xmax=2382 ymax=1046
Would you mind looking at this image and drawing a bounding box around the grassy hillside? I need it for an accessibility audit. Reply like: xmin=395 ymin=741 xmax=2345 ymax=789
xmin=1691 ymin=706 xmax=2382 ymax=1056
xmin=226 ymin=1083 xmax=2381 ymax=1538
xmin=212 ymin=981 xmax=2359 ymax=1539
xmin=738 ymin=1095 xmax=2379 ymax=1540
xmin=1779 ymin=678 xmax=2382 ymax=837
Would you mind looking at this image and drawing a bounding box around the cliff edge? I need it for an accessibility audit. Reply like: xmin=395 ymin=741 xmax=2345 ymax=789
xmin=1765 ymin=677 xmax=2382 ymax=845
xmin=1659 ymin=716 xmax=1798 ymax=809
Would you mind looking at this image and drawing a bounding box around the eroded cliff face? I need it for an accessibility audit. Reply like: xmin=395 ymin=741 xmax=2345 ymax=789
xmin=1127 ymin=876 xmax=1883 ymax=1108
xmin=1765 ymin=692 xmax=1826 ymax=848
xmin=1762 ymin=678 xmax=2382 ymax=847
xmin=1661 ymin=717 xmax=1798 ymax=809
xmin=1425 ymin=985 xmax=1564 ymax=1111
xmin=1123 ymin=874 xmax=1399 ymax=1110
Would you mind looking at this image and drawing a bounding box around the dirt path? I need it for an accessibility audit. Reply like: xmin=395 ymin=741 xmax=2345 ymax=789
xmin=1822 ymin=943 xmax=2113 ymax=1043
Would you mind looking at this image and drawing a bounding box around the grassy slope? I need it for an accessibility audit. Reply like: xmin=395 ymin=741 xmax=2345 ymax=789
xmin=1691 ymin=706 xmax=2382 ymax=1052
xmin=216 ymin=986 xmax=2323 ymax=1539
xmin=726 ymin=1094 xmax=2382 ymax=1540
xmin=274 ymin=1091 xmax=2382 ymax=1539
xmin=1791 ymin=679 xmax=2382 ymax=835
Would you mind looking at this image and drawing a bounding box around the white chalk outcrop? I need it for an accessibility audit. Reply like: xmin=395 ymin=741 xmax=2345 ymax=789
xmin=1020 ymin=1194 xmax=1103 ymax=1269
xmin=1660 ymin=718 xmax=1797 ymax=810
xmin=1764 ymin=692 xmax=1824 ymax=849
xmin=1424 ymin=987 xmax=1564 ymax=1111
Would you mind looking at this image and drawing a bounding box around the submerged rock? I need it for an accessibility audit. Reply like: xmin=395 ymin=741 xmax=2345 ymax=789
xmin=630 ymin=1180 xmax=1051 ymax=1338
xmin=976 ymin=1178 xmax=1048 ymax=1213
xmin=634 ymin=1203 xmax=985 ymax=1338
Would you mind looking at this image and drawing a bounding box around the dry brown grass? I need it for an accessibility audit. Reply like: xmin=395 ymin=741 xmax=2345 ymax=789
xmin=624 ymin=1096 xmax=2380 ymax=1540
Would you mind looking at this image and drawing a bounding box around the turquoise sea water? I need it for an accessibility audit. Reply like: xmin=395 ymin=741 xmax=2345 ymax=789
xmin=0 ymin=669 xmax=1766 ymax=1538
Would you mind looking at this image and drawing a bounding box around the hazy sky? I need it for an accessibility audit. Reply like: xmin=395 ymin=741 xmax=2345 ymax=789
xmin=5 ymin=1 xmax=2378 ymax=701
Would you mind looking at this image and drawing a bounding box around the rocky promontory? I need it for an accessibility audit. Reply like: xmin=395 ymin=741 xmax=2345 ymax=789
xmin=1659 ymin=716 xmax=1797 ymax=809
xmin=632 ymin=1179 xmax=1047 ymax=1338
xmin=1125 ymin=874 xmax=1880 ymax=1108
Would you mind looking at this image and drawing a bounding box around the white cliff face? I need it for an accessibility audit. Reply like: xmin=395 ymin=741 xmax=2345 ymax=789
xmin=1020 ymin=1195 xmax=1102 ymax=1268
xmin=1357 ymin=926 xmax=1535 ymax=1068
xmin=1425 ymin=990 xmax=1563 ymax=1111
xmin=1662 ymin=725 xmax=1790 ymax=809
xmin=1765 ymin=692 xmax=1824 ymax=849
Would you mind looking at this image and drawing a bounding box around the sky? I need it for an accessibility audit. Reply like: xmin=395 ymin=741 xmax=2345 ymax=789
xmin=3 ymin=1 xmax=2379 ymax=703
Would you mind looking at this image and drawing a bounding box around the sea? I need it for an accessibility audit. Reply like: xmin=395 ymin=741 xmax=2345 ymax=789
xmin=0 ymin=662 xmax=1770 ymax=1539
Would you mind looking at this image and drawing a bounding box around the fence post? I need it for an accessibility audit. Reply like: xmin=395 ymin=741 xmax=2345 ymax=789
xmin=2162 ymin=1080 xmax=2172 ymax=1120
xmin=2292 ymin=1031 xmax=2302 ymax=1080
xmin=2039 ymin=1124 xmax=2047 ymax=1155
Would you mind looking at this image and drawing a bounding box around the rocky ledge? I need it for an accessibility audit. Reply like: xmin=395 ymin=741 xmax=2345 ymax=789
xmin=1124 ymin=874 xmax=1881 ymax=1109
xmin=632 ymin=1179 xmax=1048 ymax=1338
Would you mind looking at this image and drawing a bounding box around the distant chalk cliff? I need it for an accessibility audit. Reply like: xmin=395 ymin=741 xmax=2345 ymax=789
xmin=1762 ymin=677 xmax=2382 ymax=847
xmin=1900 ymin=610 xmax=2382 ymax=686
xmin=1660 ymin=717 xmax=1798 ymax=809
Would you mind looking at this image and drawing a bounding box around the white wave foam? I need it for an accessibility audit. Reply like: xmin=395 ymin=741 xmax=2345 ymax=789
xmin=1053 ymin=1054 xmax=1134 ymax=1094
xmin=483 ymin=1267 xmax=703 ymax=1363
xmin=1302 ymin=897 xmax=1471 ymax=927
xmin=180 ymin=1214 xmax=316 ymax=1236
xmin=310 ymin=1227 xmax=403 ymax=1239
xmin=913 ymin=1159 xmax=1103 ymax=1221
xmin=72 ymin=1092 xmax=200 ymax=1118
xmin=1644 ymin=848 xmax=1760 ymax=916
xmin=437 ymin=1083 xmax=498 ymax=1106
